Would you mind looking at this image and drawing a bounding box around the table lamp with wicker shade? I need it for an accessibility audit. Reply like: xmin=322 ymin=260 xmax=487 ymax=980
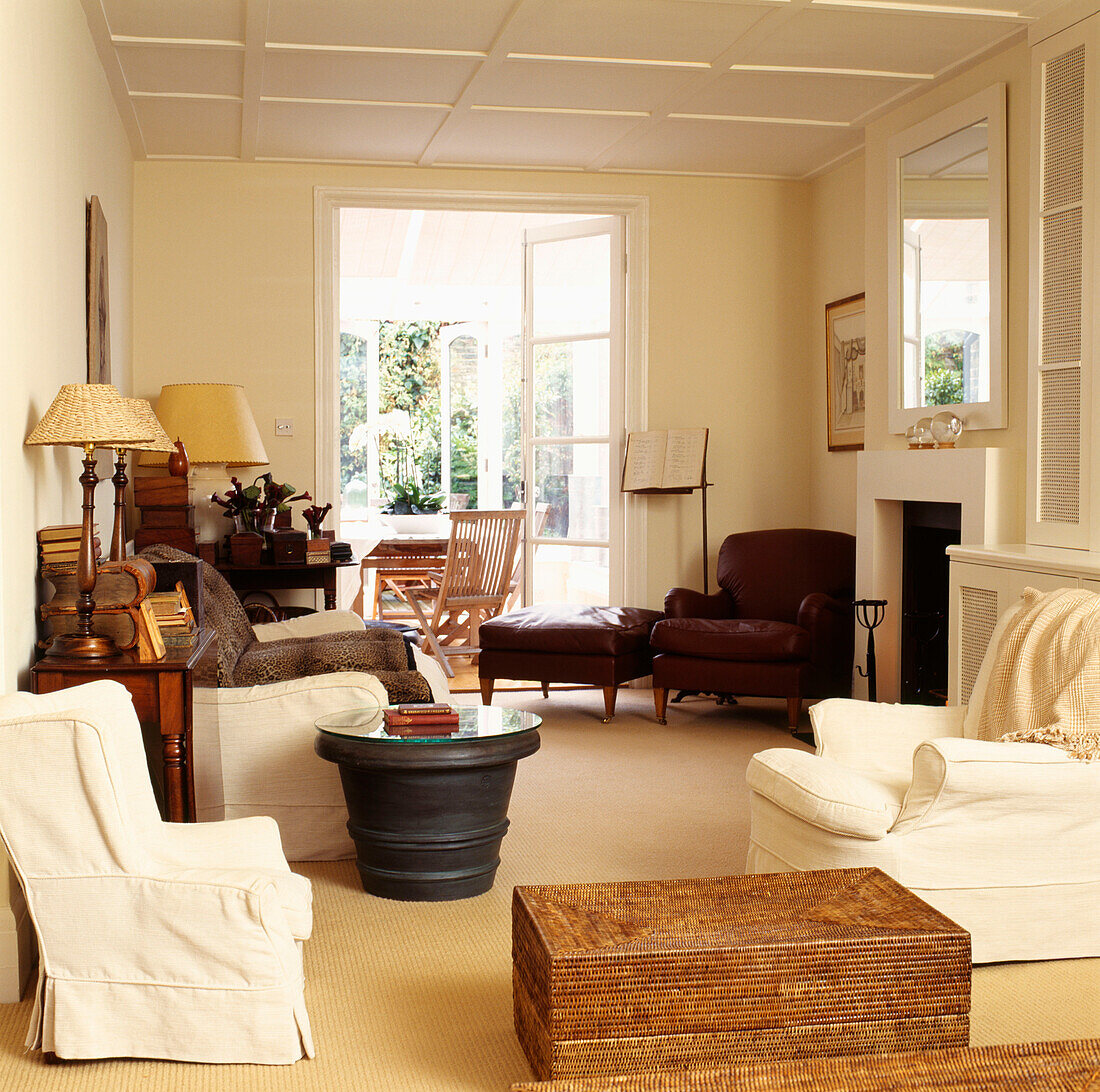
xmin=25 ymin=384 xmax=155 ymax=658
xmin=140 ymin=383 xmax=269 ymax=544
xmin=108 ymin=398 xmax=176 ymax=561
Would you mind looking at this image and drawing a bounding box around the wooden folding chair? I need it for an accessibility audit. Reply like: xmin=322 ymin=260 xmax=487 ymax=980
xmin=502 ymin=502 xmax=549 ymax=614
xmin=383 ymin=509 xmax=525 ymax=677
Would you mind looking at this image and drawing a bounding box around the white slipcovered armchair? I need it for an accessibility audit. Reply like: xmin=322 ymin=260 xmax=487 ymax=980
xmin=0 ymin=681 xmax=313 ymax=1064
xmin=194 ymin=609 xmax=450 ymax=861
xmin=746 ymin=588 xmax=1100 ymax=964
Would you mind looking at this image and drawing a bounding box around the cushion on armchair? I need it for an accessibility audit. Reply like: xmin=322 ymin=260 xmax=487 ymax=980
xmin=651 ymin=617 xmax=810 ymax=661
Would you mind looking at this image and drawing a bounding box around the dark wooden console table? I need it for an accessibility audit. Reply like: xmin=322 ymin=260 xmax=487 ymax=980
xmin=213 ymin=559 xmax=355 ymax=611
xmin=32 ymin=628 xmax=216 ymax=823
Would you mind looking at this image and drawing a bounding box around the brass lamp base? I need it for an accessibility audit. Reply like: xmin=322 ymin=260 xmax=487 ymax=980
xmin=45 ymin=633 xmax=120 ymax=660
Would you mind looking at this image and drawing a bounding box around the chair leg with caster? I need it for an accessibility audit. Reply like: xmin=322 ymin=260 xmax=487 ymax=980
xmin=654 ymin=687 xmax=668 ymax=724
xmin=602 ymin=686 xmax=618 ymax=723
xmin=787 ymin=695 xmax=802 ymax=731
xmin=541 ymin=681 xmax=549 ymax=699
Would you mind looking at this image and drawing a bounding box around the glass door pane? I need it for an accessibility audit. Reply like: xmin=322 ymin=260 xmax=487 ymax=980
xmin=523 ymin=216 xmax=622 ymax=607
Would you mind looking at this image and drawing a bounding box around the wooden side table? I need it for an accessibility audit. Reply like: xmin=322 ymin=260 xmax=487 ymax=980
xmin=213 ymin=559 xmax=355 ymax=611
xmin=31 ymin=628 xmax=216 ymax=823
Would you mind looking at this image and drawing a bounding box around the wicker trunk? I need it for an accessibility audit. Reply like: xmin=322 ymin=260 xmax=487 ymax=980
xmin=509 ymin=1039 xmax=1100 ymax=1091
xmin=512 ymin=868 xmax=970 ymax=1082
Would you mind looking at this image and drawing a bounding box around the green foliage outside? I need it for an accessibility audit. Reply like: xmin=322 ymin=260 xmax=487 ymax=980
xmin=923 ymin=331 xmax=965 ymax=406
xmin=340 ymin=322 xmax=582 ymax=528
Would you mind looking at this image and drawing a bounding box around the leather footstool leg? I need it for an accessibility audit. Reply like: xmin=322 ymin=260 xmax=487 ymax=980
xmin=654 ymin=687 xmax=668 ymax=724
xmin=602 ymin=686 xmax=618 ymax=723
xmin=480 ymin=678 xmax=495 ymax=705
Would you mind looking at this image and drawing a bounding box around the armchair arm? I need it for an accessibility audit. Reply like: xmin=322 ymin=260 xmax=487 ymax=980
xmin=156 ymin=814 xmax=290 ymax=873
xmin=253 ymin=610 xmax=365 ymax=641
xmin=664 ymin=586 xmax=734 ymax=619
xmin=895 ymin=736 xmax=1100 ymax=832
xmin=887 ymin=737 xmax=1100 ymax=889
xmin=746 ymin=748 xmax=902 ymax=840
xmin=798 ymin=592 xmax=854 ymax=697
xmin=810 ymin=697 xmax=967 ymax=781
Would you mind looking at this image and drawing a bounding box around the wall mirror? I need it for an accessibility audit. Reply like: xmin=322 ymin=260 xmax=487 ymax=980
xmin=887 ymin=84 xmax=1006 ymax=434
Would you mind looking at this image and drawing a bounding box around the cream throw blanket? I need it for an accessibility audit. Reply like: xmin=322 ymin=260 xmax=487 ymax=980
xmin=973 ymin=586 xmax=1100 ymax=761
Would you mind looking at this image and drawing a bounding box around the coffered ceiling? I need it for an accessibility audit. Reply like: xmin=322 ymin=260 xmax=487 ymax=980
xmin=80 ymin=0 xmax=1053 ymax=179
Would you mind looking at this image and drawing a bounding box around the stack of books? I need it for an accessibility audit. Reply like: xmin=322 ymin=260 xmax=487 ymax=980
xmin=144 ymin=582 xmax=198 ymax=649
xmin=382 ymin=703 xmax=460 ymax=736
xmin=38 ymin=524 xmax=100 ymax=575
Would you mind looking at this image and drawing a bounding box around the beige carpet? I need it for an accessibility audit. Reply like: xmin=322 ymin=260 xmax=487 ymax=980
xmin=0 ymin=689 xmax=1096 ymax=1091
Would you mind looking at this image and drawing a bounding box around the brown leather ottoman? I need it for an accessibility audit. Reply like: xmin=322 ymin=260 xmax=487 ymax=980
xmin=479 ymin=605 xmax=663 ymax=722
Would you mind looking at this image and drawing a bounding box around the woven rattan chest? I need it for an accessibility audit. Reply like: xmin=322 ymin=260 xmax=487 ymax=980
xmin=512 ymin=868 xmax=971 ymax=1082
xmin=509 ymin=1039 xmax=1100 ymax=1091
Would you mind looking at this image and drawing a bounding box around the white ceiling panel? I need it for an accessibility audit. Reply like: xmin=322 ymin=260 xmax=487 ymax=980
xmin=432 ymin=110 xmax=641 ymax=168
xmin=266 ymin=0 xmax=516 ymax=52
xmin=474 ymin=59 xmax=696 ymax=112
xmin=133 ymin=99 xmax=242 ymax=157
xmin=602 ymin=115 xmax=863 ymax=175
xmin=262 ymin=50 xmax=478 ymax=103
xmin=84 ymin=0 xmax=1039 ymax=176
xmin=676 ymin=70 xmax=923 ymax=125
xmin=509 ymin=0 xmax=776 ymax=63
xmin=256 ymin=101 xmax=449 ymax=161
xmin=102 ymin=0 xmax=245 ymax=42
xmin=117 ymin=45 xmax=244 ymax=97
xmin=744 ymin=8 xmax=1024 ymax=75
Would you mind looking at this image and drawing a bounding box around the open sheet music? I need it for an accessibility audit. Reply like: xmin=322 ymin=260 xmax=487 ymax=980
xmin=622 ymin=428 xmax=708 ymax=491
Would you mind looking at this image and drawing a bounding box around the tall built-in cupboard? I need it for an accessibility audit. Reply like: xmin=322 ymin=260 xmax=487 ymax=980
xmin=949 ymin=2 xmax=1100 ymax=702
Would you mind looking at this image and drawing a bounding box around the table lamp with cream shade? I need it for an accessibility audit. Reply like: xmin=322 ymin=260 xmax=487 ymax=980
xmin=140 ymin=383 xmax=269 ymax=544
xmin=25 ymin=384 xmax=155 ymax=658
xmin=108 ymin=398 xmax=175 ymax=561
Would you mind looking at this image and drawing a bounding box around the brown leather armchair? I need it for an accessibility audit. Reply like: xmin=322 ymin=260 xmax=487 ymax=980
xmin=651 ymin=528 xmax=856 ymax=728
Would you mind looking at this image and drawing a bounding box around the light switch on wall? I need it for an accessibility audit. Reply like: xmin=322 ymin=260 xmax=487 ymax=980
xmin=275 ymin=418 xmax=294 ymax=437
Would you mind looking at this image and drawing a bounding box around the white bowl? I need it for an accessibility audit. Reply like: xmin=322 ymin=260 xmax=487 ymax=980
xmin=381 ymin=513 xmax=451 ymax=536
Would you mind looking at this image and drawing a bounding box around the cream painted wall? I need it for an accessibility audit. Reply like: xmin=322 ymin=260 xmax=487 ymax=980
xmin=132 ymin=164 xmax=813 ymax=606
xmin=0 ymin=0 xmax=134 ymax=1002
xmin=863 ymin=38 xmax=1030 ymax=537
xmin=808 ymin=154 xmax=866 ymax=534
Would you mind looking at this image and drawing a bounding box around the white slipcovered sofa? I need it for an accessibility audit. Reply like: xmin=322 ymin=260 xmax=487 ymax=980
xmin=0 ymin=681 xmax=313 ymax=1064
xmin=746 ymin=588 xmax=1100 ymax=964
xmin=194 ymin=610 xmax=450 ymax=861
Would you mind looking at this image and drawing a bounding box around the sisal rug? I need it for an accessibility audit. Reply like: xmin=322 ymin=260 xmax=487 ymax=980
xmin=0 ymin=689 xmax=1096 ymax=1091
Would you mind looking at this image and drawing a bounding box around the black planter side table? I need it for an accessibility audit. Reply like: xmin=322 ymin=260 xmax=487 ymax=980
xmin=315 ymin=705 xmax=541 ymax=901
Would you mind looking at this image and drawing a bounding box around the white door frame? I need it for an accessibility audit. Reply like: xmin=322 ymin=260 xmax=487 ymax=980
xmin=314 ymin=187 xmax=650 ymax=608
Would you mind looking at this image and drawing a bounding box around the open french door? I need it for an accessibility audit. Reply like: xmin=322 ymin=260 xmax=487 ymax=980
xmin=520 ymin=216 xmax=624 ymax=607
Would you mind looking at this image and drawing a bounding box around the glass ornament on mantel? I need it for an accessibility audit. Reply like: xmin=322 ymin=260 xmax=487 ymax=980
xmin=930 ymin=411 xmax=964 ymax=448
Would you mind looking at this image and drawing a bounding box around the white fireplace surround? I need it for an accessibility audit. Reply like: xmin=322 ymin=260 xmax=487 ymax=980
xmin=854 ymin=448 xmax=1017 ymax=703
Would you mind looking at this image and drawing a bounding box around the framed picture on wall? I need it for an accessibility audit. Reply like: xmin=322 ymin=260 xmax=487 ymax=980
xmin=87 ymin=195 xmax=111 ymax=385
xmin=825 ymin=292 xmax=865 ymax=451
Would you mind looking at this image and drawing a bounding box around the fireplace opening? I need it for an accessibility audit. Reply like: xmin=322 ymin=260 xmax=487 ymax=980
xmin=901 ymin=501 xmax=961 ymax=705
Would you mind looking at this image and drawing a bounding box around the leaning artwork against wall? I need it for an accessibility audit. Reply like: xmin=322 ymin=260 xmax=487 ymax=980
xmin=87 ymin=195 xmax=110 ymax=384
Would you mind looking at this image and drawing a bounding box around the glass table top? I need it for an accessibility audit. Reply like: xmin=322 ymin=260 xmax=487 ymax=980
xmin=315 ymin=703 xmax=541 ymax=742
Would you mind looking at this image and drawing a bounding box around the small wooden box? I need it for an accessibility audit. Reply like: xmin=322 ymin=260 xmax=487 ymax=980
xmin=271 ymin=528 xmax=307 ymax=565
xmin=512 ymin=869 xmax=971 ymax=1082
xmin=306 ymin=538 xmax=331 ymax=564
xmin=133 ymin=476 xmax=190 ymax=506
xmin=134 ymin=526 xmax=197 ymax=553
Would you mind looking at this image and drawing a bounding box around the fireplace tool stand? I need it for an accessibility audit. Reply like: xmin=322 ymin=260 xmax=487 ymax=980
xmin=854 ymin=599 xmax=887 ymax=702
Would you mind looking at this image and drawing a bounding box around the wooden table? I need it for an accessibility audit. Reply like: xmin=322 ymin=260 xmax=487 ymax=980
xmin=351 ymin=536 xmax=448 ymax=619
xmin=32 ymin=628 xmax=216 ymax=823
xmin=214 ymin=559 xmax=355 ymax=611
